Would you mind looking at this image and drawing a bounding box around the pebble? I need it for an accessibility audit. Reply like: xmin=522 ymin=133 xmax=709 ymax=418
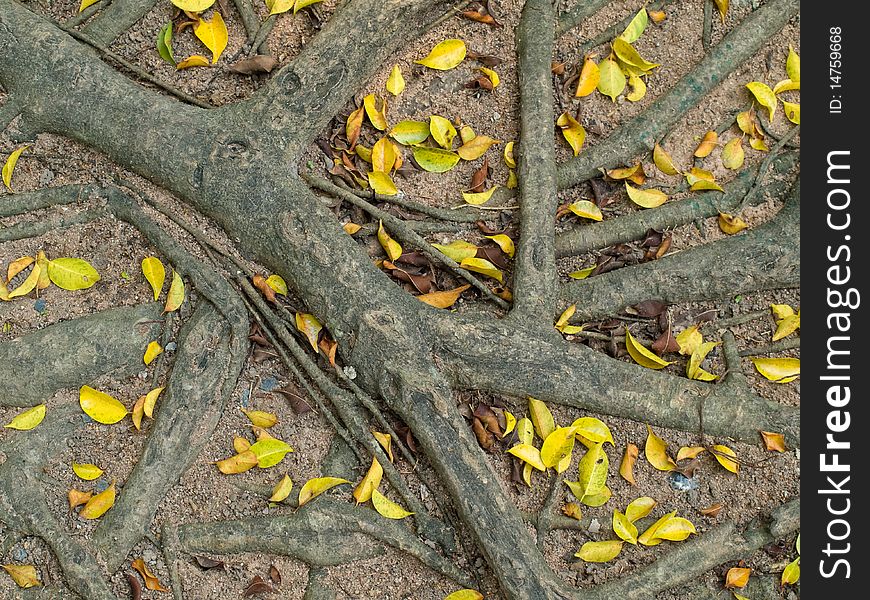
xmin=11 ymin=547 xmax=27 ymax=562
xmin=668 ymin=472 xmax=700 ymax=491
xmin=588 ymin=518 xmax=601 ymax=534
xmin=38 ymin=169 xmax=55 ymax=186
xmin=33 ymin=298 xmax=47 ymax=314
xmin=165 ymin=341 xmax=177 ymax=352
xmin=343 ymin=366 xmax=357 ymax=380
xmin=260 ymin=376 xmax=279 ymax=392
xmin=81 ymin=414 xmax=94 ymax=424
xmin=143 ymin=548 xmax=157 ymax=564
xmin=95 ymin=479 xmax=109 ymax=493
xmin=238 ymin=388 xmax=251 ymax=408
xmin=138 ymin=371 xmax=149 ymax=380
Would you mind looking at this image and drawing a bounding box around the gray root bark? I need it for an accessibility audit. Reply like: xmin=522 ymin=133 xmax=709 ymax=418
xmin=81 ymin=0 xmax=160 ymax=46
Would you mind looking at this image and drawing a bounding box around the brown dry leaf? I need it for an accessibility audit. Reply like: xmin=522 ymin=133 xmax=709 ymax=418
xmin=700 ymin=503 xmax=724 ymax=517
xmin=470 ymin=157 xmax=489 ymax=192
xmin=562 ymin=502 xmax=583 ymax=520
xmin=346 ymin=106 xmax=365 ymax=148
xmin=269 ymin=564 xmax=281 ymax=585
xmin=243 ymin=575 xmax=274 ymax=597
xmin=472 ymin=417 xmax=494 ymax=450
xmin=132 ymin=558 xmax=168 ymax=592
xmin=253 ymin=274 xmax=277 ymax=303
xmin=725 ymin=567 xmax=751 ymax=589
xmin=760 ymin=431 xmax=787 ymax=452
xmin=620 ymin=443 xmax=639 ymax=485
xmin=68 ymin=489 xmax=93 ymax=510
xmin=192 ymin=556 xmax=225 ymax=570
xmin=229 ymin=55 xmax=278 ymax=74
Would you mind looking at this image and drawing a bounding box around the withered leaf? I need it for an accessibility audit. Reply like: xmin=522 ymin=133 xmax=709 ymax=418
xmin=473 ymin=404 xmax=502 ymax=437
xmin=472 ymin=417 xmax=494 ymax=450
xmin=192 ymin=556 xmax=225 ymax=570
xmin=253 ymin=274 xmax=277 ymax=303
xmin=229 ymin=55 xmax=278 ymax=75
xmin=269 ymin=565 xmax=281 ymax=585
xmin=243 ymin=575 xmax=274 ymax=597
xmin=652 ymin=326 xmax=680 ymax=354
xmin=630 ymin=299 xmax=668 ymax=318
xmin=470 ymin=157 xmax=490 ymax=193
xmin=700 ymin=503 xmax=724 ymax=517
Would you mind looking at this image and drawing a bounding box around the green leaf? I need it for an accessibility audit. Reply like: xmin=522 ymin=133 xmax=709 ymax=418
xmin=249 ymin=438 xmax=294 ymax=468
xmin=156 ymin=22 xmax=175 ymax=66
xmin=619 ymin=8 xmax=648 ymax=43
xmin=390 ymin=120 xmax=430 ymax=145
xmin=597 ymin=58 xmax=626 ymax=101
xmin=411 ymin=146 xmax=460 ymax=173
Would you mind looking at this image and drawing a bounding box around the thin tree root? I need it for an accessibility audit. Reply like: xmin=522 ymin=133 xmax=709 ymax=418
xmin=80 ymin=0 xmax=160 ymax=46
xmin=0 ymin=207 xmax=106 ymax=243
xmin=740 ymin=338 xmax=800 ymax=357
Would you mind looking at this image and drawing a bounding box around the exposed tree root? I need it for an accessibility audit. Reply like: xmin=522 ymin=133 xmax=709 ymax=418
xmin=555 ymin=0 xmax=613 ymax=36
xmin=0 ymin=207 xmax=106 ymax=243
xmin=0 ymin=183 xmax=92 ymax=217
xmin=80 ymin=0 xmax=160 ymax=46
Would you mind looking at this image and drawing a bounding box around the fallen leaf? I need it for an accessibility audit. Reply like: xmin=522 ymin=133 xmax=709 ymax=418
xmin=170 ymin=0 xmax=215 ymax=10
xmin=249 ymin=437 xmax=294 ymax=468
xmin=566 ymin=200 xmax=603 ymax=221
xmin=713 ymin=0 xmax=729 ymax=22
xmin=298 ymin=477 xmax=351 ymax=506
xmin=141 ymin=257 xmax=165 ymax=301
xmin=412 ymin=146 xmax=460 ymax=173
xmin=164 ymin=270 xmax=185 ymax=313
xmin=652 ymin=143 xmax=679 ymax=175
xmin=462 ymin=185 xmax=499 ymax=205
xmin=216 ymin=450 xmax=258 ymax=474
xmin=568 ymin=442 xmax=610 ymax=505
xmin=719 ymin=212 xmax=748 ymax=234
xmin=574 ymin=540 xmax=623 ymax=562
xmin=712 ymin=444 xmax=739 ymax=474
xmin=353 ymin=457 xmax=384 ymax=504
xmin=485 ymin=234 xmax=515 ymax=258
xmin=68 ymin=489 xmax=93 ymax=510
xmin=459 ymin=257 xmax=503 ymax=282
xmin=416 ymin=284 xmax=470 ymax=309
xmin=363 ymin=94 xmax=388 ymax=131
xmin=649 ymin=10 xmax=666 ymax=22
xmin=557 ymin=112 xmax=586 ymax=156
xmin=625 ymin=329 xmax=673 ymax=369
xmin=721 ymin=137 xmax=745 ymax=170
xmin=555 ymin=304 xmax=583 ymax=335
xmin=686 ymin=167 xmax=724 ymax=192
xmin=676 ymin=446 xmax=706 ymax=461
xmin=415 ymin=39 xmax=466 ymax=70
xmin=725 ymin=567 xmax=751 ymax=589
xmin=295 ymin=312 xmax=323 ymax=353
xmin=143 ymin=341 xmax=163 ymax=366
xmin=1 ymin=564 xmax=40 ymax=588
xmin=760 ymin=431 xmax=786 ymax=452
xmin=4 ymin=404 xmax=46 ymax=431
xmin=694 ymin=131 xmax=718 ymax=158
xmin=652 ymin=515 xmax=697 ymax=541
xmin=541 ymin=427 xmax=577 ymax=472
xmin=613 ymin=510 xmax=639 ymax=544
xmin=372 ymin=488 xmax=414 ymax=519
xmin=637 ymin=511 xmax=677 ymax=546
xmin=782 ymin=101 xmax=799 ymax=125
xmin=242 ymin=409 xmax=278 ymax=428
xmin=46 ymin=258 xmax=100 ymax=291
xmin=700 ymin=503 xmax=724 ymax=517
xmin=571 ymin=417 xmax=615 ymax=447
xmin=687 ymin=341 xmax=719 ymax=381
xmin=458 ymin=135 xmax=500 ymax=160
xmin=528 ymin=397 xmax=555 ymax=440
xmin=568 ymin=266 xmax=595 ymax=280
xmin=386 ymin=64 xmax=405 ymax=96
xmin=625 ymin=183 xmax=667 ymax=208
xmin=750 ymin=137 xmax=769 ymax=152
xmin=192 ymin=555 xmax=225 ymax=570
xmin=597 ymin=58 xmax=626 ymax=101
xmin=626 ymin=72 xmax=646 ymax=102
xmin=139 ymin=386 xmax=164 ymax=419
xmin=132 ymin=558 xmax=168 ymax=592
xmin=746 ymin=82 xmax=777 ymax=121
xmin=368 ymin=171 xmax=398 ymax=195
xmin=574 ymin=56 xmax=600 ymax=97
xmin=786 ymin=45 xmax=800 ymax=83
xmin=79 ymin=480 xmax=116 ymax=519
xmin=156 ymin=22 xmax=175 ymax=65
xmin=293 ymin=0 xmax=323 ymax=13
xmin=228 ymin=54 xmax=278 ymax=74
xmin=506 ymin=443 xmax=546 ymax=471
xmin=72 ymin=462 xmax=103 ymax=481
xmin=625 ymin=496 xmax=657 ymax=522
xmin=176 ymin=55 xmax=210 ymax=69
xmin=242 ymin=575 xmax=273 ymax=598
xmin=444 ymin=589 xmax=484 ymax=600
xmin=269 ymin=564 xmax=281 ymax=585
xmin=750 ymin=357 xmax=799 ymax=383
xmin=781 ymin=557 xmax=800 ymax=585
xmin=6 ymin=256 xmax=33 ymax=284
xmin=619 ymin=443 xmax=638 ymax=484
xmin=619 ymin=7 xmax=648 ymax=43
xmin=233 ymin=437 xmax=252 ymax=453
xmin=433 ymin=240 xmax=478 ymax=263
xmin=479 ymin=66 xmax=500 ymax=88
xmin=430 ymin=115 xmax=458 ymax=149
xmin=79 ymin=385 xmax=127 ymax=424
xmin=376 ymin=220 xmax=403 ymax=261
xmin=267 ymin=474 xmax=293 ymax=503
xmin=644 ymin=425 xmax=676 ymax=471
xmin=79 ymin=0 xmax=100 ymax=11
xmin=389 ymin=120 xmax=430 ymax=145
xmin=612 ymin=38 xmax=660 ymax=72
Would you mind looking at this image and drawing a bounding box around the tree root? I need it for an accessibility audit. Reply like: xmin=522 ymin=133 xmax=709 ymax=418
xmin=0 ymin=207 xmax=106 ymax=243
xmin=560 ymin=181 xmax=800 ymax=322
xmin=555 ymin=0 xmax=613 ymax=37
xmin=555 ymin=152 xmax=798 ymax=258
xmin=740 ymin=338 xmax=800 ymax=358
xmin=0 ymin=183 xmax=92 ymax=218
xmin=80 ymin=0 xmax=160 ymax=46
xmin=304 ymin=566 xmax=336 ymax=600
xmin=556 ymin=0 xmax=799 ymax=189
xmin=341 ymin=184 xmax=483 ymax=223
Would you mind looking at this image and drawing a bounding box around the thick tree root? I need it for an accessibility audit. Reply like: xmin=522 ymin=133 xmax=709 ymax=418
xmin=0 ymin=207 xmax=106 ymax=243
xmin=556 ymin=0 xmax=799 ymax=189
xmin=80 ymin=0 xmax=160 ymax=46
xmin=0 ymin=183 xmax=93 ymax=217
xmin=560 ymin=181 xmax=800 ymax=322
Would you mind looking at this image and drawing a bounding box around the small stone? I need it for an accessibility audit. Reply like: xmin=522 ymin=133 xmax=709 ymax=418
xmin=343 ymin=366 xmax=357 ymax=380
xmin=33 ymin=298 xmax=47 ymax=314
xmin=94 ymin=479 xmax=109 ymax=493
xmin=260 ymin=376 xmax=279 ymax=392
xmin=165 ymin=341 xmax=177 ymax=352
xmin=238 ymin=388 xmax=251 ymax=408
xmin=81 ymin=414 xmax=94 ymax=424
xmin=668 ymin=472 xmax=700 ymax=491
xmin=491 ymin=112 xmax=501 ymax=122
xmin=11 ymin=547 xmax=27 ymax=562
xmin=138 ymin=371 xmax=149 ymax=380
xmin=38 ymin=169 xmax=55 ymax=186
xmin=588 ymin=518 xmax=601 ymax=534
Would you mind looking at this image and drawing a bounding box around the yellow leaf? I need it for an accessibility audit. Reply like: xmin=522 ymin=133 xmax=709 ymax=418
xmin=412 ymin=146 xmax=461 ymax=173
xmin=750 ymin=357 xmax=799 ymax=383
xmin=761 ymin=431 xmax=787 ymax=452
xmin=2 ymin=564 xmax=41 ymax=588
xmin=364 ymin=94 xmax=388 ymax=131
xmin=575 ymin=57 xmax=600 ymax=97
xmin=371 ymin=136 xmax=398 ymax=173
xmin=433 ymin=240 xmax=478 ymax=263
xmin=506 ymin=169 xmax=518 ymax=189
xmin=479 ymin=67 xmax=500 ymax=88
xmin=353 ymin=457 xmax=384 ymax=504
xmin=68 ymin=489 xmax=93 ymax=509
xmin=773 ymin=78 xmax=800 ymax=95
xmin=687 ymin=341 xmax=719 ymax=381
xmin=555 ymin=304 xmax=582 ymax=335
xmin=176 ymin=55 xmax=211 ymax=69
xmin=267 ymin=474 xmax=293 ymax=503
xmin=782 ymin=101 xmax=800 ymax=125
xmin=503 ymin=141 xmax=516 ymax=168
xmin=725 ymin=567 xmax=751 ymax=589
xmin=242 ymin=409 xmax=278 ymax=428
xmin=597 ymin=58 xmax=626 ymax=101
xmin=295 ymin=312 xmax=323 ymax=352
xmin=675 ymin=446 xmax=706 ymax=461
xmin=265 ymin=0 xmax=293 ymax=15
xmin=417 ymin=284 xmax=471 ymax=309
xmin=457 ymin=135 xmax=500 ymax=160
xmin=652 ymin=143 xmax=679 ymax=176
xmin=528 ymin=397 xmax=555 ymax=440
xmin=131 ymin=558 xmax=168 ymax=592
xmin=648 ymin=10 xmax=666 ymax=23
xmin=612 ymin=38 xmax=660 ymax=72
xmin=47 ymin=258 xmax=100 ymax=291
xmin=131 ymin=396 xmax=145 ymax=430
xmin=170 ymin=0 xmax=215 ymax=11
xmin=626 ymin=72 xmax=646 ymax=102
xmin=415 ymin=39 xmax=466 ymax=70
xmin=377 ymin=221 xmax=403 ymax=261
xmin=562 ymin=502 xmax=583 ymax=520
xmin=343 ymin=222 xmax=362 ymax=235
xmin=625 ymin=328 xmax=673 ymax=369
xmin=541 ymin=427 xmax=577 ymax=472
xmin=619 ymin=443 xmax=638 ymax=485
xmin=574 ymin=540 xmax=623 ymax=562
xmin=652 ymin=515 xmax=697 ymax=541
xmin=35 ymin=251 xmax=51 ymax=290
xmin=516 ymin=418 xmax=534 ymax=445
xmin=507 ymin=443 xmax=546 ymax=471
xmin=444 ymin=590 xmax=484 ymax=600
xmin=786 ymin=45 xmax=800 ymax=83
xmin=293 ymin=0 xmax=323 ymax=14
xmin=194 ymin=11 xmax=228 ymax=64
xmin=713 ymin=0 xmax=729 ymax=22
xmin=638 ymin=510 xmax=677 ymax=546
xmin=79 ymin=480 xmax=116 ymax=519
xmin=556 ymin=112 xmax=586 ymax=156
xmin=613 ymin=510 xmax=638 ymax=544
xmin=143 ymin=341 xmax=163 ymax=366
xmin=571 ymin=442 xmax=609 ymax=504
xmin=625 ymin=496 xmax=657 ymax=522
xmin=233 ymin=436 xmax=252 ymax=453
xmin=625 ymin=183 xmax=668 ymax=208
xmin=3 ymin=404 xmax=46 ymax=431
xmin=141 ymin=257 xmax=165 ymax=301
xmin=143 ymin=386 xmax=164 ymax=418
xmin=368 ymin=171 xmax=398 ymax=195
xmin=619 ymin=7 xmax=648 ymax=43
xmin=429 ymin=115 xmax=457 ymax=149
xmin=265 ymin=274 xmax=287 ymax=296
xmin=460 ymin=124 xmax=476 ymax=144
xmin=216 ymin=450 xmax=258 ymax=474
xmin=750 ymin=137 xmax=769 ymax=152
xmin=719 ymin=212 xmax=748 ymax=235
xmin=298 ymin=476 xmax=351 ymax=506
xmin=721 ymin=137 xmax=745 ymax=170
xmin=781 ymin=557 xmax=800 ymax=585
xmin=371 ymin=489 xmax=414 ymax=519
xmin=485 ymin=234 xmax=515 ymax=258
xmin=675 ymin=325 xmax=702 ymax=355
xmin=79 ymin=385 xmax=128 ymax=425
xmin=249 ymin=437 xmax=294 ymax=468
xmin=694 ymin=131 xmax=718 ymax=158
xmin=72 ymin=463 xmax=103 ymax=481
xmin=568 ymin=266 xmax=595 ymax=280
xmin=389 ymin=120 xmax=430 ymax=145
xmin=164 ymin=270 xmax=185 ymax=313
xmin=571 ymin=417 xmax=614 ymax=447
xmin=459 ymin=257 xmax=503 ymax=283
xmin=386 ymin=64 xmax=405 ymax=96
xmin=712 ymin=444 xmax=739 ymax=474
xmin=5 ymin=263 xmax=39 ymax=299
xmin=502 ymin=411 xmax=516 ymax=437
xmin=462 ymin=186 xmax=499 ymax=205
xmin=79 ymin=0 xmax=101 ymax=11
xmin=771 ymin=303 xmax=795 ymax=320
xmin=2 ymin=146 xmax=27 ymax=191
xmin=6 ymin=256 xmax=33 ymax=284
xmin=686 ymin=167 xmax=724 ymax=192
xmin=644 ymin=424 xmax=676 ymax=471
xmin=746 ymin=82 xmax=777 ymax=121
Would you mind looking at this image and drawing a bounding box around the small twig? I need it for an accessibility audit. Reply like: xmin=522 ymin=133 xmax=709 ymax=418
xmin=742 ymin=125 xmax=800 ymax=206
xmin=340 ymin=182 xmax=482 ymax=223
xmin=64 ymin=0 xmax=109 ymax=28
xmin=702 ymin=0 xmax=714 ymax=51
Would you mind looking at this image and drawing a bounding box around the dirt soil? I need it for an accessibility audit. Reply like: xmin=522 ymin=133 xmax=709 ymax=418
xmin=0 ymin=0 xmax=799 ymax=598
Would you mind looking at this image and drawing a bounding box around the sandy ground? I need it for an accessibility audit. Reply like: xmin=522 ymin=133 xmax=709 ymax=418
xmin=1 ymin=0 xmax=799 ymax=598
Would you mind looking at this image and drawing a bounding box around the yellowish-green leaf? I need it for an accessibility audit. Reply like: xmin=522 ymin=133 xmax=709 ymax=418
xmin=541 ymin=427 xmax=577 ymax=472
xmin=170 ymin=0 xmax=215 ymax=11
xmin=143 ymin=341 xmax=163 ymax=366
xmin=612 ymin=38 xmax=660 ymax=72
xmin=626 ymin=72 xmax=646 ymax=102
xmin=2 ymin=564 xmax=41 ymax=588
xmin=722 ymin=137 xmax=745 ymax=170
xmin=298 ymin=477 xmax=351 ymax=506
xmin=625 ymin=183 xmax=667 ymax=208
xmin=506 ymin=169 xmax=518 ymax=189
xmin=411 ymin=146 xmax=461 ymax=173
xmin=569 ymin=266 xmax=595 ymax=280
xmin=746 ymin=82 xmax=777 ymax=121
xmin=750 ymin=357 xmax=799 ymax=383
xmin=516 ymin=417 xmax=534 ymax=445
xmin=503 ymin=411 xmax=516 ymax=437
xmin=613 ymin=510 xmax=638 ymax=544
xmin=443 ymin=590 xmax=484 ymax=600
xmin=364 ymin=94 xmax=388 ymax=131
xmin=782 ymin=101 xmax=799 ymax=125
xmin=574 ymin=442 xmax=609 ymax=502
xmin=79 ymin=0 xmax=101 ymax=12
xmin=369 ymin=171 xmax=398 ymax=195
xmin=432 ymin=240 xmax=478 ymax=263
xmin=242 ymin=409 xmax=278 ymax=428
xmin=712 ymin=444 xmax=739 ymax=474
xmin=575 ymin=540 xmax=623 ymax=562
xmin=176 ymin=55 xmax=211 ymax=69
xmin=485 ymin=234 xmax=515 ymax=258
xmin=694 ymin=131 xmax=718 ymax=158
xmin=786 ymin=46 xmax=800 ymax=83
xmin=507 ymin=443 xmax=546 ymax=471
xmin=719 ymin=212 xmax=748 ymax=235
xmin=430 ymin=115 xmax=457 ymax=149
xmin=266 ymin=274 xmax=287 ymax=296
xmin=626 ymin=328 xmax=673 ymax=369
xmin=142 ymin=256 xmax=165 ymax=301
xmin=4 ymin=404 xmax=46 ymax=431
xmin=416 ymin=284 xmax=471 ymax=309
xmin=390 ymin=120 xmax=430 ymax=145
xmin=415 ymin=39 xmax=466 ymax=70
xmin=713 ymin=0 xmax=729 ymax=22
xmin=2 ymin=146 xmax=27 ymax=191
xmin=479 ymin=67 xmax=500 ymax=88
xmin=372 ymin=489 xmax=414 ymax=519
xmin=164 ymin=270 xmax=185 ymax=313
xmin=459 ymin=257 xmax=503 ymax=282
xmin=457 ymin=135 xmax=500 ymax=160
xmin=216 ymin=450 xmax=258 ymax=474
xmin=460 ymin=125 xmax=475 ymax=144
xmin=686 ymin=167 xmax=724 ymax=192
xmin=79 ymin=480 xmax=116 ymax=519
xmin=555 ymin=304 xmax=582 ymax=335
xmin=266 ymin=0 xmax=293 ymax=15
xmin=619 ymin=7 xmax=648 ymax=43
xmin=79 ymin=385 xmax=127 ymax=425
xmin=750 ymin=137 xmax=769 ymax=152
xmin=72 ymin=462 xmax=103 ymax=480
xmin=269 ymin=474 xmax=293 ymax=503
xmin=353 ymin=457 xmax=383 ymax=504
xmin=528 ymin=397 xmax=555 ymax=440
xmin=386 ymin=64 xmax=405 ymax=96
xmin=503 ymin=141 xmax=516 ymax=168
xmin=377 ymin=221 xmax=403 ymax=261
xmin=773 ymin=78 xmax=800 ymax=94
xmin=625 ymin=496 xmax=657 ymax=522
xmin=47 ymin=258 xmax=100 ymax=291
xmin=556 ymin=112 xmax=586 ymax=156
xmin=194 ymin=11 xmax=228 ymax=64
xmin=462 ymin=185 xmax=499 ymax=205
xmin=293 ymin=0 xmax=323 ymax=13
xmin=143 ymin=386 xmax=164 ymax=418
xmin=644 ymin=424 xmax=676 ymax=471
xmin=566 ymin=482 xmax=612 ymax=507
xmin=781 ymin=557 xmax=800 ymax=585
xmin=249 ymin=437 xmax=294 ymax=468
xmin=688 ymin=341 xmax=719 ymax=381
xmin=597 ymin=58 xmax=626 ymax=101
xmin=295 ymin=312 xmax=323 ymax=352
